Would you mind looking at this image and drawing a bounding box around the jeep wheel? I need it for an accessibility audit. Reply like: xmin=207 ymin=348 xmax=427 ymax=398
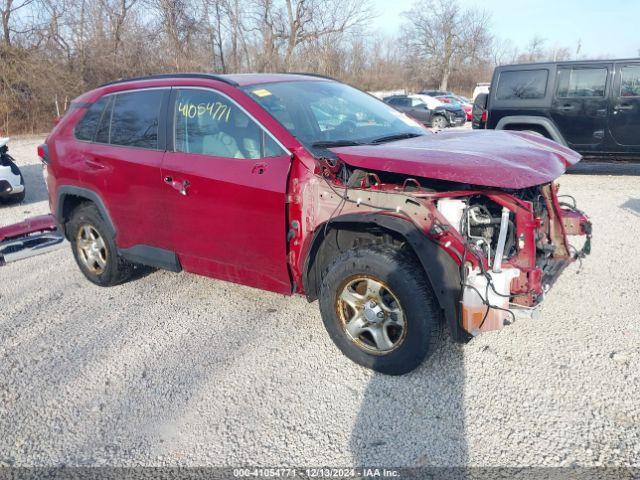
xmin=319 ymin=245 xmax=441 ymax=375
xmin=67 ymin=203 xmax=133 ymax=286
xmin=431 ymin=115 xmax=448 ymax=129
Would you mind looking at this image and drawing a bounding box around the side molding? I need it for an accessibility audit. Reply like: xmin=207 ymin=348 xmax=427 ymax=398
xmin=495 ymin=115 xmax=567 ymax=146
xmin=119 ymin=245 xmax=182 ymax=272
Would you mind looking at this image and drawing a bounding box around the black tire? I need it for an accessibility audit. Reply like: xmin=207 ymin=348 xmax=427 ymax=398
xmin=67 ymin=203 xmax=134 ymax=286
xmin=319 ymin=245 xmax=442 ymax=375
xmin=431 ymin=115 xmax=448 ymax=129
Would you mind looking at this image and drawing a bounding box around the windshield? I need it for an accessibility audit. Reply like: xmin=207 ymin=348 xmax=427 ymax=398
xmin=242 ymin=81 xmax=427 ymax=148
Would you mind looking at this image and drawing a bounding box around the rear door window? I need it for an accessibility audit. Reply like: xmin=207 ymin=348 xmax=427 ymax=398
xmin=74 ymin=96 xmax=109 ymax=141
xmin=173 ymin=88 xmax=285 ymax=159
xmin=496 ymin=69 xmax=549 ymax=100
xmin=620 ymin=65 xmax=640 ymax=97
xmin=109 ymin=90 xmax=164 ymax=149
xmin=556 ymin=67 xmax=608 ymax=98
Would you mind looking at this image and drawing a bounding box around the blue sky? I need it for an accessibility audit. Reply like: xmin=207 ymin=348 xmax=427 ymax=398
xmin=370 ymin=0 xmax=639 ymax=59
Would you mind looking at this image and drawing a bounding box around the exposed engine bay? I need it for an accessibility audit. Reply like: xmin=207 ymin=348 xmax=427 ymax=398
xmin=309 ymin=159 xmax=592 ymax=338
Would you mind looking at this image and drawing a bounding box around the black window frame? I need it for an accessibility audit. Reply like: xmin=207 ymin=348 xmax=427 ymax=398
xmin=167 ymin=87 xmax=288 ymax=159
xmin=555 ymin=66 xmax=609 ymax=99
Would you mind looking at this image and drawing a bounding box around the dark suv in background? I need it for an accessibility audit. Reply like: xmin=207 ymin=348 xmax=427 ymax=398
xmin=473 ymin=59 xmax=640 ymax=159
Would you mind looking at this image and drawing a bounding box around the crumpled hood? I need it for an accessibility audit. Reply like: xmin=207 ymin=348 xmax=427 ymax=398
xmin=330 ymin=130 xmax=582 ymax=189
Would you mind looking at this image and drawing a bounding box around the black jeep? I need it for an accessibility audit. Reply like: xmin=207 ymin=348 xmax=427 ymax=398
xmin=473 ymin=59 xmax=640 ymax=160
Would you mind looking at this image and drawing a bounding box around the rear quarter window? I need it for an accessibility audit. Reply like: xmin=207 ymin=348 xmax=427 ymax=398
xmin=496 ymin=69 xmax=549 ymax=100
xmin=74 ymin=96 xmax=109 ymax=141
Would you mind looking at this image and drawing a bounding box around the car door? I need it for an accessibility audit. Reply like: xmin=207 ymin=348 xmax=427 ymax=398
xmin=550 ymin=64 xmax=610 ymax=149
xmin=75 ymin=88 xmax=170 ymax=250
xmin=610 ymin=62 xmax=640 ymax=149
xmin=407 ymin=97 xmax=431 ymax=123
xmin=161 ymin=87 xmax=293 ymax=294
xmin=387 ymin=97 xmax=411 ymax=115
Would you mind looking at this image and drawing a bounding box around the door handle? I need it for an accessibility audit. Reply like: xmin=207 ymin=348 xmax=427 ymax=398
xmin=84 ymin=158 xmax=105 ymax=170
xmin=615 ymin=104 xmax=633 ymax=111
xmin=164 ymin=176 xmax=190 ymax=196
xmin=251 ymin=162 xmax=267 ymax=175
xmin=558 ymin=104 xmax=575 ymax=112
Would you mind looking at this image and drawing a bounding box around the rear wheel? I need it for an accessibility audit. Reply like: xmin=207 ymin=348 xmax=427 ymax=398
xmin=319 ymin=245 xmax=441 ymax=375
xmin=67 ymin=203 xmax=134 ymax=286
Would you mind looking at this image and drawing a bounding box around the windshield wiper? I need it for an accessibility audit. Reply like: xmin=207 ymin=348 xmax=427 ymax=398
xmin=369 ymin=132 xmax=424 ymax=144
xmin=311 ymin=140 xmax=365 ymax=148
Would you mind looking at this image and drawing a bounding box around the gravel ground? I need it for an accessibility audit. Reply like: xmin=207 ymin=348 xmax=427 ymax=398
xmin=1 ymin=136 xmax=639 ymax=468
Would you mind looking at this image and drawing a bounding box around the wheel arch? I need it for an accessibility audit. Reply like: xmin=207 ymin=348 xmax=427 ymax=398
xmin=303 ymin=213 xmax=467 ymax=342
xmin=495 ymin=115 xmax=567 ymax=146
xmin=56 ymin=186 xmax=116 ymax=239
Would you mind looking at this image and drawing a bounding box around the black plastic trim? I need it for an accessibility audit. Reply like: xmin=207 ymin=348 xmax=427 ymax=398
xmin=119 ymin=245 xmax=182 ymax=272
xmin=56 ymin=186 xmax=116 ymax=237
xmin=157 ymin=89 xmax=170 ymax=152
xmin=100 ymin=73 xmax=239 ymax=88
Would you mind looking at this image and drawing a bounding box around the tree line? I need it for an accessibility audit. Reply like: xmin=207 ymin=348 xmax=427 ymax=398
xmin=1 ymin=0 xmax=579 ymax=134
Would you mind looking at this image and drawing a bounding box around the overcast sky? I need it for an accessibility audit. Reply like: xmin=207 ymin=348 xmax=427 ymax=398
xmin=370 ymin=0 xmax=639 ymax=59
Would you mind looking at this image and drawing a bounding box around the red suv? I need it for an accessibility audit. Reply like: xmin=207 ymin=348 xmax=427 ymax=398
xmin=41 ymin=73 xmax=591 ymax=375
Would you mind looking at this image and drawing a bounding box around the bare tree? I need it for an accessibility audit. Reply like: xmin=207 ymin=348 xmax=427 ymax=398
xmin=148 ymin=0 xmax=200 ymax=69
xmin=402 ymin=0 xmax=491 ymax=90
xmin=1 ymin=0 xmax=36 ymax=46
xmin=276 ymin=0 xmax=372 ymax=69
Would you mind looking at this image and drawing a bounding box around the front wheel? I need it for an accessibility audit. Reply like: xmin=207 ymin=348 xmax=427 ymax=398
xmin=319 ymin=245 xmax=442 ymax=375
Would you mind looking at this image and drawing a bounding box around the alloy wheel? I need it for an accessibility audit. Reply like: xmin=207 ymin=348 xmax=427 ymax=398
xmin=335 ymin=275 xmax=406 ymax=355
xmin=76 ymin=224 xmax=108 ymax=274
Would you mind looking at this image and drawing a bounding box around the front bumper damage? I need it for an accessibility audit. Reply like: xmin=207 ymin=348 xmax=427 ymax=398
xmin=304 ymin=173 xmax=591 ymax=339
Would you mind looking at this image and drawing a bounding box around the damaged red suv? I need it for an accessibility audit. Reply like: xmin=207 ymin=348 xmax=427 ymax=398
xmin=41 ymin=73 xmax=591 ymax=375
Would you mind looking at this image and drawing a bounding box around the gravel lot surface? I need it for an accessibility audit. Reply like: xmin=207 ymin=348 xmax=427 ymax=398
xmin=1 ymin=135 xmax=639 ymax=468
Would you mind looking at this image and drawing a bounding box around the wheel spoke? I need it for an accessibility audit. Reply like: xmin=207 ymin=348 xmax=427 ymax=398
xmin=364 ymin=278 xmax=382 ymax=300
xmin=345 ymin=313 xmax=367 ymax=339
xmin=95 ymin=253 xmax=107 ymax=269
xmin=81 ymin=225 xmax=92 ymax=240
xmin=77 ymin=238 xmax=92 ymax=250
xmin=378 ymin=297 xmax=401 ymax=315
xmin=366 ymin=326 xmax=394 ymax=351
xmin=94 ymin=236 xmax=106 ymax=251
xmin=340 ymin=287 xmax=364 ymax=310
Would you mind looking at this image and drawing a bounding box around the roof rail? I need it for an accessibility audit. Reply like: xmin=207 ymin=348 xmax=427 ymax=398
xmin=284 ymin=72 xmax=338 ymax=82
xmin=99 ymin=73 xmax=239 ymax=88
